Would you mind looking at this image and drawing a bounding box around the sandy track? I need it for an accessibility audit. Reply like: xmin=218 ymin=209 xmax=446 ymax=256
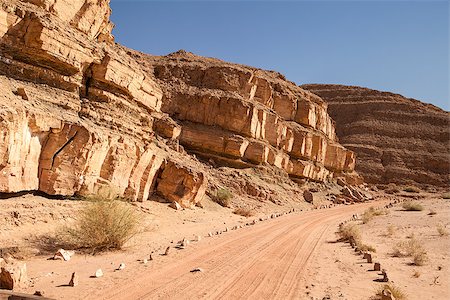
xmin=97 ymin=202 xmax=380 ymax=300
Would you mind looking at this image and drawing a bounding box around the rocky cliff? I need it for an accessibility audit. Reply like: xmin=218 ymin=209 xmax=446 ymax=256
xmin=302 ymin=84 xmax=449 ymax=188
xmin=0 ymin=0 xmax=358 ymax=207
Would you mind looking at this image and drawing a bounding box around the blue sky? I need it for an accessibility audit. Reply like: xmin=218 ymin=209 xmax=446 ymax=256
xmin=110 ymin=0 xmax=449 ymax=110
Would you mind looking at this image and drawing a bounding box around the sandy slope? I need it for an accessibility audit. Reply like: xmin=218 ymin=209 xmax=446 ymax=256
xmin=91 ymin=202 xmax=380 ymax=300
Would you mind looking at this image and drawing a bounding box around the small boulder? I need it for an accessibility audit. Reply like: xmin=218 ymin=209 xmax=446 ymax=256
xmin=117 ymin=263 xmax=125 ymax=270
xmin=337 ymin=178 xmax=346 ymax=187
xmin=0 ymin=261 xmax=27 ymax=290
xmin=303 ymin=190 xmax=314 ymax=203
xmin=95 ymin=269 xmax=103 ymax=278
xmin=164 ymin=246 xmax=170 ymax=256
xmin=366 ymin=253 xmax=373 ymax=263
xmin=69 ymin=272 xmax=78 ymax=287
xmin=54 ymin=249 xmax=74 ymax=261
xmin=381 ymin=289 xmax=395 ymax=300
xmin=169 ymin=201 xmax=182 ymax=210
xmin=381 ymin=270 xmax=389 ymax=282
xmin=374 ymin=262 xmax=381 ymax=271
xmin=190 ymin=268 xmax=204 ymax=273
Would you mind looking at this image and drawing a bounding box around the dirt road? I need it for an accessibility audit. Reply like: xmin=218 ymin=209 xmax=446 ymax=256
xmin=96 ymin=202 xmax=381 ymax=300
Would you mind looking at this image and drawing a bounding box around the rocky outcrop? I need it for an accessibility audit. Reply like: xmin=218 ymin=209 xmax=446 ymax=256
xmin=127 ymin=50 xmax=357 ymax=182
xmin=0 ymin=0 xmax=357 ymax=207
xmin=302 ymin=84 xmax=450 ymax=188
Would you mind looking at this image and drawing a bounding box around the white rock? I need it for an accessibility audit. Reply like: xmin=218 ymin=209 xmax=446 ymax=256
xmin=169 ymin=201 xmax=182 ymax=210
xmin=94 ymin=269 xmax=103 ymax=278
xmin=54 ymin=249 xmax=74 ymax=261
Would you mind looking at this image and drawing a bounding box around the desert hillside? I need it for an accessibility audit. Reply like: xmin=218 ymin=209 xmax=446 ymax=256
xmin=302 ymin=84 xmax=450 ymax=188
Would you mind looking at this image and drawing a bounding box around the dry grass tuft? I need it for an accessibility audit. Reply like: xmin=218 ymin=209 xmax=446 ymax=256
xmin=358 ymin=243 xmax=377 ymax=253
xmin=392 ymin=238 xmax=428 ymax=265
xmin=437 ymin=223 xmax=449 ymax=236
xmin=213 ymin=188 xmax=233 ymax=207
xmin=413 ymin=251 xmax=428 ymax=266
xmin=403 ymin=186 xmax=420 ymax=193
xmin=362 ymin=207 xmax=388 ymax=224
xmin=386 ymin=225 xmax=396 ymax=237
xmin=374 ymin=283 xmax=407 ymax=300
xmin=63 ymin=198 xmax=141 ymax=253
xmin=233 ymin=208 xmax=254 ymax=217
xmin=337 ymin=223 xmax=361 ymax=244
xmin=402 ymin=201 xmax=424 ymax=211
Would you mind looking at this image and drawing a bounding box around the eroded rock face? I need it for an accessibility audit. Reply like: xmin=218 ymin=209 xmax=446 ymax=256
xmin=127 ymin=50 xmax=357 ymax=182
xmin=302 ymin=84 xmax=450 ymax=187
xmin=0 ymin=0 xmax=357 ymax=207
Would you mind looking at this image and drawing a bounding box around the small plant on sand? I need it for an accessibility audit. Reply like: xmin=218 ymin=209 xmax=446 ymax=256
xmin=233 ymin=207 xmax=254 ymax=217
xmin=392 ymin=238 xmax=423 ymax=257
xmin=64 ymin=198 xmax=140 ymax=253
xmin=337 ymin=223 xmax=361 ymax=244
xmin=213 ymin=187 xmax=233 ymax=207
xmin=404 ymin=186 xmax=420 ymax=193
xmin=386 ymin=225 xmax=396 ymax=237
xmin=358 ymin=243 xmax=377 ymax=253
xmin=362 ymin=207 xmax=388 ymax=224
xmin=413 ymin=251 xmax=428 ymax=266
xmin=374 ymin=283 xmax=406 ymax=300
xmin=402 ymin=201 xmax=424 ymax=211
xmin=437 ymin=223 xmax=449 ymax=236
xmin=392 ymin=238 xmax=428 ymax=265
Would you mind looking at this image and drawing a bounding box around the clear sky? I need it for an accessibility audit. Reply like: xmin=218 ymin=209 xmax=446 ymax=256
xmin=110 ymin=0 xmax=449 ymax=110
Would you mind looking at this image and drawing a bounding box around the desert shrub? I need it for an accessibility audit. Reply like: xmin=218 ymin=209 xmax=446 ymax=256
xmin=386 ymin=225 xmax=396 ymax=237
xmin=385 ymin=184 xmax=400 ymax=194
xmin=402 ymin=201 xmax=424 ymax=211
xmin=437 ymin=223 xmax=449 ymax=236
xmin=362 ymin=207 xmax=388 ymax=224
xmin=337 ymin=223 xmax=361 ymax=244
xmin=442 ymin=193 xmax=450 ymax=199
xmin=358 ymin=243 xmax=377 ymax=253
xmin=413 ymin=251 xmax=428 ymax=266
xmin=404 ymin=186 xmax=420 ymax=193
xmin=233 ymin=208 xmax=254 ymax=217
xmin=374 ymin=283 xmax=406 ymax=300
xmin=64 ymin=198 xmax=140 ymax=252
xmin=213 ymin=188 xmax=233 ymax=207
xmin=392 ymin=238 xmax=427 ymax=265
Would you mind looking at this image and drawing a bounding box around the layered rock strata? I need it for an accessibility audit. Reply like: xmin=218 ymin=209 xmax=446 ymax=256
xmin=302 ymin=84 xmax=449 ymax=188
xmin=0 ymin=0 xmax=357 ymax=207
xmin=127 ymin=50 xmax=357 ymax=182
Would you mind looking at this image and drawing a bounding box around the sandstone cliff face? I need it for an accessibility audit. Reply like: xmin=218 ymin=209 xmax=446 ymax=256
xmin=127 ymin=50 xmax=357 ymax=183
xmin=302 ymin=84 xmax=450 ymax=188
xmin=0 ymin=0 xmax=357 ymax=207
